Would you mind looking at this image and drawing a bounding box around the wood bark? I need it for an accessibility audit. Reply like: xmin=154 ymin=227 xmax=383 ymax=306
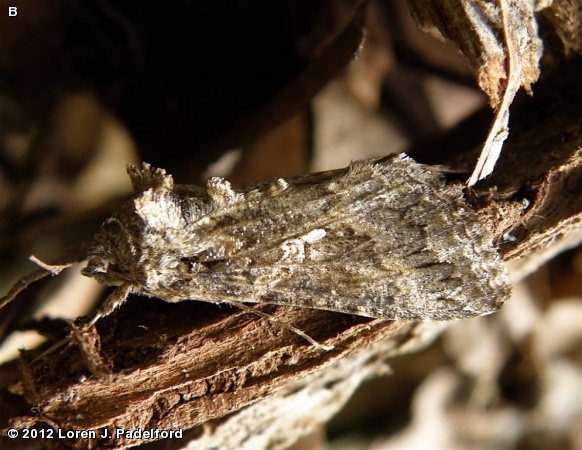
xmin=1 ymin=2 xmax=581 ymax=449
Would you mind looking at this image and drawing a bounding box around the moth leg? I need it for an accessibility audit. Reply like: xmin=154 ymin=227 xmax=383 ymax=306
xmin=227 ymin=301 xmax=334 ymax=351
xmin=88 ymin=283 xmax=133 ymax=326
xmin=31 ymin=282 xmax=132 ymax=362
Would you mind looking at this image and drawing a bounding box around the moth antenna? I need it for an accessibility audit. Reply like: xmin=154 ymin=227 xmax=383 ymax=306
xmin=227 ymin=301 xmax=334 ymax=351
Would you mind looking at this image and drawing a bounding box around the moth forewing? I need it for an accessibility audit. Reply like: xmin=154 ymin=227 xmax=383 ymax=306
xmin=83 ymin=154 xmax=510 ymax=327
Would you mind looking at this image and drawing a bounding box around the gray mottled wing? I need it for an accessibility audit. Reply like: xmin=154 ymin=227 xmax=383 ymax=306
xmin=163 ymin=155 xmax=509 ymax=321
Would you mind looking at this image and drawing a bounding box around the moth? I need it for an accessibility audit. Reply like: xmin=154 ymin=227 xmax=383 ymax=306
xmin=82 ymin=154 xmax=510 ymax=335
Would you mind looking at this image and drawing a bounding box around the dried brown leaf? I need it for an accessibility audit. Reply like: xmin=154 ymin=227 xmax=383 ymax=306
xmin=406 ymin=0 xmax=543 ymax=184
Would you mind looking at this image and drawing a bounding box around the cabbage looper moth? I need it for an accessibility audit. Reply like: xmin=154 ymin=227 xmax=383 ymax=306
xmin=82 ymin=154 xmax=510 ymax=346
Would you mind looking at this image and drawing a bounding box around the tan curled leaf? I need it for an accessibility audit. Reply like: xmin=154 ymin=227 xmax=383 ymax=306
xmin=406 ymin=0 xmax=544 ymax=184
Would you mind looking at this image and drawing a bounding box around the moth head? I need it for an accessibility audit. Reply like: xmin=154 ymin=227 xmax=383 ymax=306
xmin=83 ymin=170 xmax=207 ymax=291
xmin=82 ymin=215 xmax=142 ymax=286
xmin=82 ymin=249 xmax=125 ymax=286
